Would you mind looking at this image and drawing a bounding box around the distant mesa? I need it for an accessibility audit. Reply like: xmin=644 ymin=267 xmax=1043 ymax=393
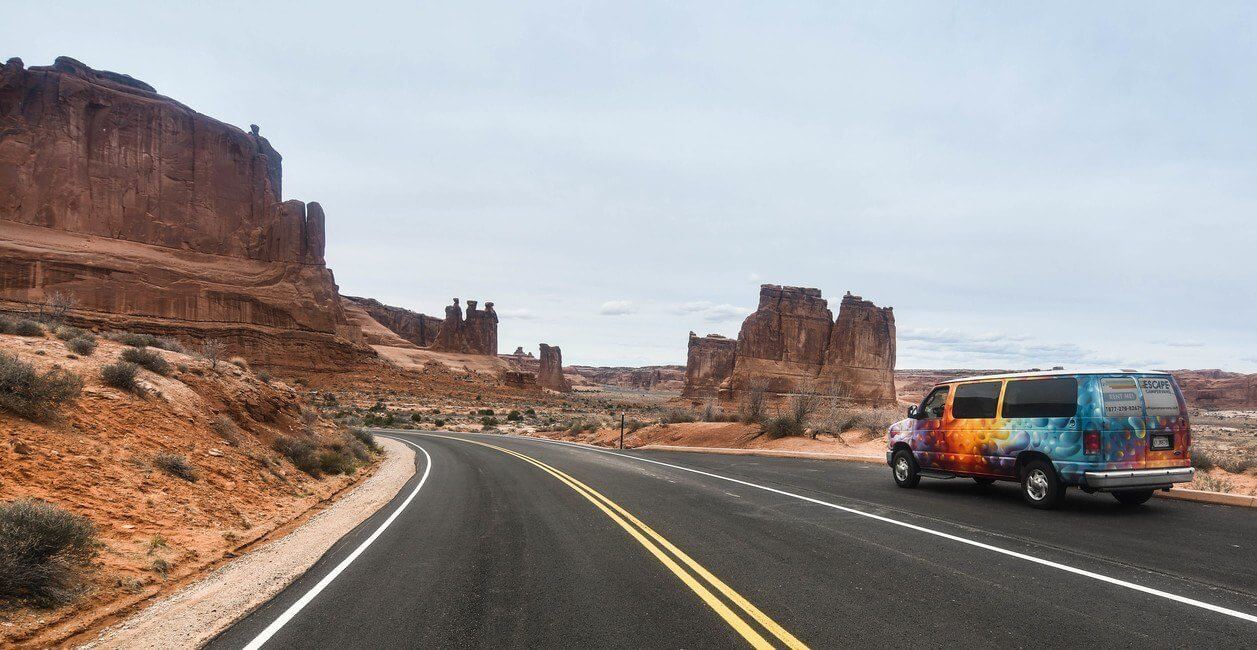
xmin=682 ymin=284 xmax=897 ymax=406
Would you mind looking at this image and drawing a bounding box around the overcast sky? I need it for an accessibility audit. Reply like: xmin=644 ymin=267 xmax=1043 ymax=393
xmin=7 ymin=2 xmax=1256 ymax=370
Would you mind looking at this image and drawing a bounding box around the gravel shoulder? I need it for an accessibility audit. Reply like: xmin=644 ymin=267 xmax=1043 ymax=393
xmin=83 ymin=437 xmax=416 ymax=649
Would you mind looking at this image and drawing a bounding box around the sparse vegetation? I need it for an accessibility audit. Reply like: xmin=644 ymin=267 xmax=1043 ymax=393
xmin=66 ymin=337 xmax=97 ymax=356
xmin=154 ymin=453 xmax=199 ymax=482
xmin=0 ymin=499 xmax=97 ymax=607
xmin=155 ymin=336 xmax=186 ymax=354
xmin=258 ymin=370 xmax=272 ymax=384
xmin=481 ymin=416 xmax=500 ymax=429
xmin=212 ymin=415 xmax=243 ymax=445
xmin=201 ymin=339 xmax=226 ymax=371
xmin=764 ymin=415 xmax=805 ymax=439
xmin=37 ymin=292 xmax=78 ymax=325
xmin=274 ymin=436 xmax=321 ymax=477
xmin=739 ymin=385 xmax=767 ymax=424
xmin=506 ymin=410 xmax=523 ymax=422
xmin=101 ymin=362 xmax=141 ymax=393
xmin=661 ymin=409 xmax=697 ymax=424
xmin=121 ymin=347 xmax=171 ymax=376
xmin=14 ymin=319 xmax=44 ymax=337
xmin=0 ymin=317 xmax=14 ymax=334
xmin=54 ymin=326 xmax=89 ymax=341
xmin=1194 ymin=472 xmax=1235 ymax=493
xmin=149 ymin=557 xmax=172 ymax=579
xmin=349 ymin=428 xmax=382 ymax=453
xmin=229 ymin=357 xmax=250 ymax=372
xmin=111 ymin=331 xmax=159 ymax=348
xmin=317 ymin=448 xmax=358 ymax=475
xmin=0 ymin=352 xmax=84 ymax=421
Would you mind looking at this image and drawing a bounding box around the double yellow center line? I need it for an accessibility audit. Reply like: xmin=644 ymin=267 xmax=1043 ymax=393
xmin=427 ymin=434 xmax=807 ymax=650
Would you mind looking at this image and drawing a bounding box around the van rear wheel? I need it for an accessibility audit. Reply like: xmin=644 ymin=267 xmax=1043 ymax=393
xmin=1112 ymin=489 xmax=1154 ymax=506
xmin=1020 ymin=460 xmax=1066 ymax=509
xmin=892 ymin=449 xmax=920 ymax=488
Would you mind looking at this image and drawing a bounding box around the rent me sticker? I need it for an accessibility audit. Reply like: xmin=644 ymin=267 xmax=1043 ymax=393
xmin=1101 ymin=378 xmax=1142 ymax=417
xmin=1139 ymin=377 xmax=1181 ymax=417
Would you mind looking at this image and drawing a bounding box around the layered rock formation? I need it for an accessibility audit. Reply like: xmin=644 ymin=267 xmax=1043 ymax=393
xmin=1170 ymin=370 xmax=1257 ymax=410
xmin=0 ymin=56 xmax=368 ymax=369
xmin=682 ymin=285 xmax=897 ymax=406
xmin=343 ymin=296 xmax=443 ymax=347
xmin=682 ymin=333 xmax=738 ymax=398
xmin=430 ymin=299 xmax=498 ymax=355
xmin=538 ymin=344 xmax=572 ymax=392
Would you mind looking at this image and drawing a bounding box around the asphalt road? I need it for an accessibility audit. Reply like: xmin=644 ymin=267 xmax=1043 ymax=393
xmin=209 ymin=431 xmax=1257 ymax=649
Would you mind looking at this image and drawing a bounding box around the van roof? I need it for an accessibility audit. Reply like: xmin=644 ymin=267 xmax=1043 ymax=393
xmin=944 ymin=369 xmax=1171 ymax=383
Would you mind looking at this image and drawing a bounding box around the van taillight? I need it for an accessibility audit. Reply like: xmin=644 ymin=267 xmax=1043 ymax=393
xmin=1084 ymin=431 xmax=1101 ymax=455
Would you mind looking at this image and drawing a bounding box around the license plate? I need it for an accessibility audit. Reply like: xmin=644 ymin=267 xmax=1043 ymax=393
xmin=1150 ymin=435 xmax=1173 ymax=450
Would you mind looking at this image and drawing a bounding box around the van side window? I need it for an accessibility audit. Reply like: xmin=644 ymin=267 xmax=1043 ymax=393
xmin=1002 ymin=378 xmax=1077 ymax=419
xmin=953 ymin=382 xmax=1001 ymax=419
xmin=919 ymin=386 xmax=949 ymax=419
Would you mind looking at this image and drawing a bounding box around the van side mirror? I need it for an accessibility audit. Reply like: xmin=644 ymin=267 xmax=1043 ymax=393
xmin=907 ymin=405 xmax=919 ymax=419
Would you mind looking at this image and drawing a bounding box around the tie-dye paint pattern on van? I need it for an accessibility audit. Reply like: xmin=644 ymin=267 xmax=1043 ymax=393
xmin=887 ymin=372 xmax=1191 ymax=486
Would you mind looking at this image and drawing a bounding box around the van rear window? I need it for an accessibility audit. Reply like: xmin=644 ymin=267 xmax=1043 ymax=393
xmin=1100 ymin=377 xmax=1142 ymax=417
xmin=1002 ymin=378 xmax=1077 ymax=418
xmin=953 ymin=382 xmax=1001 ymax=419
xmin=1139 ymin=377 xmax=1182 ymax=417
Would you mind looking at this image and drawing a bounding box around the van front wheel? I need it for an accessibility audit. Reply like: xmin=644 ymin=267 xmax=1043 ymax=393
xmin=892 ymin=449 xmax=920 ymax=488
xmin=1112 ymin=489 xmax=1154 ymax=506
xmin=1020 ymin=460 xmax=1065 ymax=509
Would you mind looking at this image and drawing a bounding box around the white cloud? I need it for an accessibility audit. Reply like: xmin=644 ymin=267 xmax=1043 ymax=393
xmin=1150 ymin=338 xmax=1205 ymax=348
xmin=897 ymin=327 xmax=1132 ymax=368
xmin=496 ymin=308 xmax=537 ymax=320
xmin=671 ymin=301 xmax=751 ymax=322
xmin=747 ymin=272 xmax=762 ymax=283
xmin=599 ymin=300 xmax=635 ymax=316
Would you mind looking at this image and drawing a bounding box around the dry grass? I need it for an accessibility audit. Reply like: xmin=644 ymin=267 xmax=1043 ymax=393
xmin=0 ymin=352 xmax=84 ymax=422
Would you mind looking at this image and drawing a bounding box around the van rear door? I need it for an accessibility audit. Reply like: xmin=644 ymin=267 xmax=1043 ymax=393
xmin=1098 ymin=374 xmax=1188 ymax=467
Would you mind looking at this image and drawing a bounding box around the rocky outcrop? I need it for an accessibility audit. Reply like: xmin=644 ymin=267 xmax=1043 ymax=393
xmin=429 ymin=298 xmax=498 ymax=355
xmin=683 ymin=285 xmax=896 ymax=406
xmin=0 ymin=56 xmax=369 ymax=370
xmin=681 ymin=333 xmax=738 ymax=398
xmin=538 ymin=344 xmax=572 ymax=392
xmin=1171 ymin=370 xmax=1257 ymax=410
xmin=343 ymin=296 xmax=442 ymax=347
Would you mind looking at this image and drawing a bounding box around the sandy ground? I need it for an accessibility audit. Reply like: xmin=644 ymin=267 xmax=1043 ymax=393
xmin=533 ymin=421 xmax=886 ymax=457
xmin=84 ymin=437 xmax=415 ymax=649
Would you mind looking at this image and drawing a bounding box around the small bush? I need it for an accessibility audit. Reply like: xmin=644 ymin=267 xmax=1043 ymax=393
xmin=661 ymin=409 xmax=697 ymax=424
xmin=481 ymin=416 xmax=500 ymax=429
xmin=154 ymin=336 xmax=186 ymax=354
xmin=212 ymin=415 xmax=243 ymax=445
xmin=478 ymin=408 xmax=494 ymax=416
xmin=258 ymin=370 xmax=272 ymax=384
xmin=1217 ymin=455 xmax=1256 ymax=474
xmin=1192 ymin=448 xmax=1217 ymax=471
xmin=525 ymin=408 xmax=536 ymax=415
xmin=0 ymin=317 xmax=13 ymax=334
xmin=154 ymin=453 xmax=199 ymax=482
xmin=121 ymin=347 xmax=171 ymax=376
xmin=626 ymin=419 xmax=647 ymax=433
xmin=410 ymin=412 xmax=423 ymax=422
xmin=506 ymin=410 xmax=523 ymax=422
xmin=0 ymin=352 xmax=83 ymax=421
xmin=274 ymin=436 xmax=321 ymax=476
xmin=66 ymin=337 xmax=97 ymax=356
xmin=54 ymin=326 xmax=89 ymax=341
xmin=101 ymin=362 xmax=141 ymax=392
xmin=1194 ymin=473 xmax=1235 ymax=494
xmin=149 ymin=557 xmax=171 ymax=579
xmin=764 ymin=415 xmax=804 ymax=439
xmin=0 ymin=499 xmax=97 ymax=607
xmin=434 ymin=419 xmax=446 ymax=427
xmin=740 ymin=386 xmax=768 ymax=424
xmin=14 ymin=320 xmax=44 ymax=337
xmin=229 ymin=357 xmax=250 ymax=372
xmin=318 ymin=449 xmax=357 ymax=475
xmin=349 ymin=428 xmax=381 ymax=453
xmin=113 ymin=332 xmax=159 ymax=348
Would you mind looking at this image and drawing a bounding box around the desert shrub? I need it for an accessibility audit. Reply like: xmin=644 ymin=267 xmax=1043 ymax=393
xmin=317 ymin=448 xmax=357 ymax=475
xmin=661 ymin=409 xmax=697 ymax=424
xmin=410 ymin=412 xmax=423 ymax=422
xmin=764 ymin=415 xmax=805 ymax=439
xmin=506 ymin=410 xmax=523 ymax=422
xmin=54 ymin=326 xmax=89 ymax=341
xmin=818 ymin=405 xmax=902 ymax=438
xmin=739 ymin=386 xmax=767 ymax=424
xmin=478 ymin=408 xmax=494 ymax=416
xmin=0 ymin=352 xmax=83 ymax=421
xmin=434 ymin=419 xmax=446 ymax=427
xmin=65 ymin=337 xmax=97 ymax=356
xmin=625 ymin=418 xmax=647 ymax=433
xmin=481 ymin=416 xmax=500 ymax=429
xmin=211 ymin=415 xmax=243 ymax=445
xmin=149 ymin=557 xmax=171 ymax=579
xmin=37 ymin=292 xmax=78 ymax=325
xmin=154 ymin=453 xmax=199 ymax=482
xmin=121 ymin=347 xmax=171 ymax=376
xmin=0 ymin=499 xmax=97 ymax=607
xmin=101 ymin=362 xmax=140 ymax=393
xmin=1194 ymin=472 xmax=1235 ymax=493
xmin=1216 ymin=455 xmax=1256 ymax=474
xmin=525 ymin=408 xmax=536 ymax=415
xmin=349 ymin=428 xmax=381 ymax=453
xmin=154 ymin=336 xmax=186 ymax=354
xmin=229 ymin=357 xmax=250 ymax=371
xmin=274 ymin=436 xmax=321 ymax=477
xmin=258 ymin=370 xmax=272 ymax=384
xmin=200 ymin=339 xmax=226 ymax=371
xmin=112 ymin=332 xmax=159 ymax=348
xmin=0 ymin=317 xmax=14 ymax=334
xmin=1192 ymin=447 xmax=1217 ymax=471
xmin=14 ymin=320 xmax=44 ymax=337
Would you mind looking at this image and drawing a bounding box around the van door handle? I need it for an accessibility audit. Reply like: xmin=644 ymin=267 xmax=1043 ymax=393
xmin=1068 ymin=417 xmax=1076 ymax=428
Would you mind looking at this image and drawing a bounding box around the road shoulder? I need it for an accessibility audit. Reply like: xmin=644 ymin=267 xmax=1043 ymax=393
xmin=83 ymin=437 xmax=417 ymax=649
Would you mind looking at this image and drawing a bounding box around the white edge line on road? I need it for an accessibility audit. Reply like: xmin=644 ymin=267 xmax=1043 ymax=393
xmin=471 ymin=432 xmax=1257 ymax=625
xmin=241 ymin=438 xmax=432 ymax=650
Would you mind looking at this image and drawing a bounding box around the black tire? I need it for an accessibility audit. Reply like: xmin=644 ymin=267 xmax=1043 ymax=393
xmin=891 ymin=449 xmax=920 ymax=488
xmin=973 ymin=477 xmax=996 ymax=487
xmin=1020 ymin=459 xmax=1066 ymax=509
xmin=1112 ymin=489 xmax=1154 ymax=506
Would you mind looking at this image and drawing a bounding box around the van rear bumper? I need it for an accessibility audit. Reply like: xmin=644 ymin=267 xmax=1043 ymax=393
xmin=1083 ymin=467 xmax=1195 ymax=490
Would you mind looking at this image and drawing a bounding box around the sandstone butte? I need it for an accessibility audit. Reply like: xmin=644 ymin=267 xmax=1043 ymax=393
xmin=683 ymin=285 xmax=897 ymax=407
xmin=0 ymin=56 xmax=505 ymax=371
xmin=537 ymin=343 xmax=572 ymax=392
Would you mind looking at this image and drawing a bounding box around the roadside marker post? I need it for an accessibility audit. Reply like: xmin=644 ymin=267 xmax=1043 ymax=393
xmin=620 ymin=414 xmax=625 ymax=449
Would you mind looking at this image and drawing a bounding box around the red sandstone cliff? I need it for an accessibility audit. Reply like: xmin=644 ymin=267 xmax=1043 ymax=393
xmin=430 ymin=299 xmax=498 ymax=355
xmin=537 ymin=344 xmax=572 ymax=392
xmin=682 ymin=285 xmax=897 ymax=406
xmin=343 ymin=296 xmax=443 ymax=347
xmin=0 ymin=56 xmax=368 ymax=369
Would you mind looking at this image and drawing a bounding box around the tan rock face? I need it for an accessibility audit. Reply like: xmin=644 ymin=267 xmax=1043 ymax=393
xmin=1171 ymin=370 xmax=1257 ymax=410
xmin=343 ymin=296 xmax=442 ymax=347
xmin=538 ymin=343 xmax=572 ymax=392
xmin=0 ymin=57 xmax=368 ymax=370
xmin=429 ymin=298 xmax=498 ymax=355
xmin=683 ymin=285 xmax=897 ymax=406
xmin=682 ymin=333 xmax=738 ymax=398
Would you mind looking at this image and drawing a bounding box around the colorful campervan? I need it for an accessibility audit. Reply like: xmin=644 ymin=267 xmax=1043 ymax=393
xmin=886 ymin=370 xmax=1195 ymax=508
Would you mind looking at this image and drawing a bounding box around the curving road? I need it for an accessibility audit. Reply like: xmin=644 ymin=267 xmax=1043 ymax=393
xmin=209 ymin=430 xmax=1257 ymax=649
